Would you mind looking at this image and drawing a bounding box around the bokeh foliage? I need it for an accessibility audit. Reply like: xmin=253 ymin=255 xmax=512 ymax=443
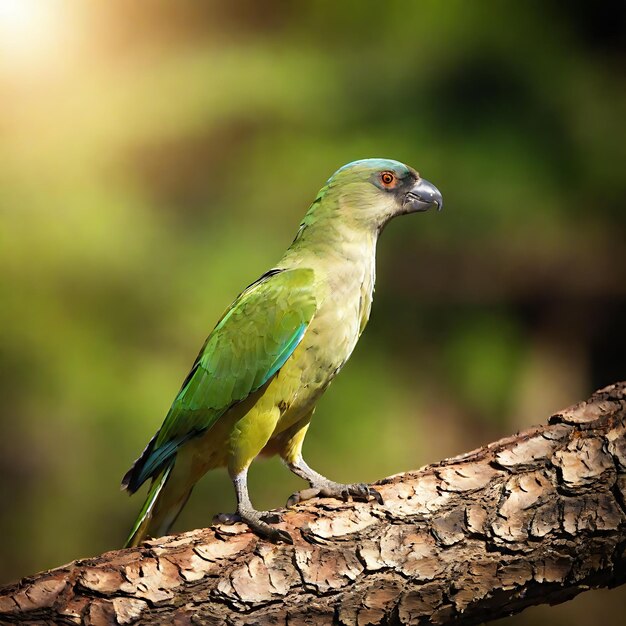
xmin=0 ymin=1 xmax=624 ymax=622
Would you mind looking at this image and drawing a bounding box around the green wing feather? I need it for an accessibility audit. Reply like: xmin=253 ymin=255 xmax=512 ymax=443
xmin=122 ymin=268 xmax=317 ymax=492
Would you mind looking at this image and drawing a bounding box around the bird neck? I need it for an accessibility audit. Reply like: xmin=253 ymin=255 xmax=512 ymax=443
xmin=281 ymin=212 xmax=379 ymax=273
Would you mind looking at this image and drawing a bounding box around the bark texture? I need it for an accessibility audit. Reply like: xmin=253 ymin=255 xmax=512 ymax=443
xmin=1 ymin=383 xmax=625 ymax=626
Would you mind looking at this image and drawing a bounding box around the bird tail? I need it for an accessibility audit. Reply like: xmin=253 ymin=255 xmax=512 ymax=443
xmin=124 ymin=461 xmax=192 ymax=548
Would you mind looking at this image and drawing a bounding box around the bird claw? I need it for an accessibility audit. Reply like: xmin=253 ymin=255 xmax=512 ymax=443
xmin=341 ymin=483 xmax=383 ymax=504
xmin=268 ymin=527 xmax=294 ymax=544
xmin=370 ymin=487 xmax=385 ymax=505
xmin=287 ymin=482 xmax=383 ymax=507
xmin=214 ymin=509 xmax=291 ymax=544
xmin=244 ymin=512 xmax=292 ymax=544
xmin=214 ymin=510 xmax=283 ymax=525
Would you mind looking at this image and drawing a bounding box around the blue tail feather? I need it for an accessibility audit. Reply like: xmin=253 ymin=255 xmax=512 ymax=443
xmin=122 ymin=430 xmax=182 ymax=494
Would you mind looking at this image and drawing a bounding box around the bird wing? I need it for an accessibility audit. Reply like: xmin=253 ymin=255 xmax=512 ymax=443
xmin=123 ymin=267 xmax=317 ymax=491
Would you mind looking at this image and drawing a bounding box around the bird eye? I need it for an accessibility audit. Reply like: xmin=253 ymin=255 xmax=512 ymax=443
xmin=380 ymin=171 xmax=396 ymax=187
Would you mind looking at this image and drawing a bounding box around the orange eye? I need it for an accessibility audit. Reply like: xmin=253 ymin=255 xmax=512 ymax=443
xmin=380 ymin=171 xmax=396 ymax=187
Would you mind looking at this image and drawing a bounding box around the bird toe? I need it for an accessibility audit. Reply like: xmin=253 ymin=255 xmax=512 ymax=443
xmin=286 ymin=487 xmax=321 ymax=507
xmin=259 ymin=511 xmax=282 ymax=524
xmin=213 ymin=512 xmax=242 ymax=525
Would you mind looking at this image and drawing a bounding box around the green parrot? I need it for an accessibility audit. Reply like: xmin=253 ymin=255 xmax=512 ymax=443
xmin=122 ymin=158 xmax=442 ymax=546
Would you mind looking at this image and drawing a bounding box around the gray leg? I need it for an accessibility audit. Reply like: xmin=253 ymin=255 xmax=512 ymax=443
xmin=214 ymin=468 xmax=292 ymax=544
xmin=285 ymin=455 xmax=384 ymax=507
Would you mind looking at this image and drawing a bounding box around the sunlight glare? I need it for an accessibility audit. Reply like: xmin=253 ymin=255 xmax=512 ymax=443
xmin=0 ymin=0 xmax=65 ymax=66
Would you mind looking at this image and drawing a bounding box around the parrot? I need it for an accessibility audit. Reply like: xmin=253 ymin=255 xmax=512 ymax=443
xmin=122 ymin=158 xmax=442 ymax=546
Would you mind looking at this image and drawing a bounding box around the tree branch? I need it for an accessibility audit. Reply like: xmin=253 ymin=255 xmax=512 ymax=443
xmin=1 ymin=383 xmax=625 ymax=625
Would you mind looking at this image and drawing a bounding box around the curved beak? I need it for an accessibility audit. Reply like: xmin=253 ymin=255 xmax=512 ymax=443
xmin=403 ymin=178 xmax=443 ymax=213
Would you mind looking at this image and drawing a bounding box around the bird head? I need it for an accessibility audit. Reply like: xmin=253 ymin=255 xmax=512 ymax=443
xmin=315 ymin=158 xmax=442 ymax=231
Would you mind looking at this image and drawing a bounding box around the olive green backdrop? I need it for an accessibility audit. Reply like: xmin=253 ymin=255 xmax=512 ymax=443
xmin=1 ymin=1 xmax=624 ymax=623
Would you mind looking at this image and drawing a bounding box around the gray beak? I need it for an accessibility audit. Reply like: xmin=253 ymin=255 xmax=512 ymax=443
xmin=403 ymin=178 xmax=443 ymax=213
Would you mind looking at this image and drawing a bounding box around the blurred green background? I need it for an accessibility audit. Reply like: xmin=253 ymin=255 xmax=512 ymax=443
xmin=0 ymin=1 xmax=624 ymax=622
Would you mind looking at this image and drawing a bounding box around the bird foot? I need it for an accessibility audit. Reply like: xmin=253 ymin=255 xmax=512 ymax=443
xmin=214 ymin=510 xmax=282 ymax=525
xmin=287 ymin=481 xmax=384 ymax=507
xmin=213 ymin=509 xmax=292 ymax=544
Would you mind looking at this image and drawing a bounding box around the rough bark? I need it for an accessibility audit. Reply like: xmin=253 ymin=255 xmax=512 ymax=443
xmin=1 ymin=383 xmax=625 ymax=626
